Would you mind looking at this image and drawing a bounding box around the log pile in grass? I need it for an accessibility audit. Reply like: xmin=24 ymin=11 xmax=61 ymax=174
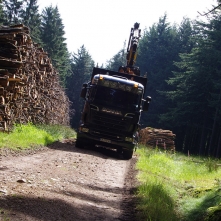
xmin=139 ymin=127 xmax=176 ymax=150
xmin=0 ymin=24 xmax=70 ymax=131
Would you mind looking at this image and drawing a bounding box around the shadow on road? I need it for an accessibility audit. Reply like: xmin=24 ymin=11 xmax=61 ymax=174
xmin=48 ymin=140 xmax=125 ymax=160
xmin=0 ymin=194 xmax=116 ymax=221
xmin=0 ymin=156 xmax=138 ymax=221
xmin=0 ymin=142 xmax=138 ymax=221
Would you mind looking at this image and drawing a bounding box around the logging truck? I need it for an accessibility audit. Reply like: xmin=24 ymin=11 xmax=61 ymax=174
xmin=76 ymin=23 xmax=151 ymax=159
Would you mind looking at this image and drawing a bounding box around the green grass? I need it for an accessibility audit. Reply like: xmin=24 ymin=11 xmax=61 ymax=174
xmin=35 ymin=124 xmax=76 ymax=141
xmin=136 ymin=146 xmax=221 ymax=221
xmin=0 ymin=123 xmax=76 ymax=149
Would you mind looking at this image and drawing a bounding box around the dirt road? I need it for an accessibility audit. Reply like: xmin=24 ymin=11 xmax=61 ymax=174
xmin=0 ymin=140 xmax=139 ymax=221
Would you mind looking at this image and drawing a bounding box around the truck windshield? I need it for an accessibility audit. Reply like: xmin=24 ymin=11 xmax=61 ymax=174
xmin=90 ymin=86 xmax=141 ymax=111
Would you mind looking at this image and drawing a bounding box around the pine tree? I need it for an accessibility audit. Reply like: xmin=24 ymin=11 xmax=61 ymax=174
xmin=21 ymin=0 xmax=42 ymax=44
xmin=0 ymin=1 xmax=6 ymax=24
xmin=2 ymin=0 xmax=23 ymax=24
xmin=136 ymin=14 xmax=180 ymax=128
xmin=157 ymin=17 xmax=196 ymax=149
xmin=66 ymin=45 xmax=94 ymax=128
xmin=105 ymin=41 xmax=127 ymax=71
xmin=40 ymin=5 xmax=71 ymax=86
xmin=105 ymin=48 xmax=126 ymax=71
xmin=161 ymin=11 xmax=221 ymax=156
xmin=177 ymin=17 xmax=196 ymax=54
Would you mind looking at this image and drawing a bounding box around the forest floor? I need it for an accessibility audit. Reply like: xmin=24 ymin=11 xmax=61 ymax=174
xmin=0 ymin=140 xmax=139 ymax=221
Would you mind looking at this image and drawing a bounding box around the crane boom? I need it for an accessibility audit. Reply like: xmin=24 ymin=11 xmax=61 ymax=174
xmin=126 ymin=22 xmax=141 ymax=67
xmin=118 ymin=22 xmax=141 ymax=76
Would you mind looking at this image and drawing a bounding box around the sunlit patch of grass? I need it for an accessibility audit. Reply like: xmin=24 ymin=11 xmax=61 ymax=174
xmin=136 ymin=181 xmax=179 ymax=221
xmin=136 ymin=146 xmax=221 ymax=220
xmin=35 ymin=124 xmax=76 ymax=140
xmin=0 ymin=123 xmax=76 ymax=150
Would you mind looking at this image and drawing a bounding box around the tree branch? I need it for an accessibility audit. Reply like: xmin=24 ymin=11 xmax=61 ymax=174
xmin=197 ymin=4 xmax=221 ymax=16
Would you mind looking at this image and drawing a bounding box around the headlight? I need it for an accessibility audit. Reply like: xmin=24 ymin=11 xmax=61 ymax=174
xmin=81 ymin=127 xmax=89 ymax=133
xmin=92 ymin=78 xmax=98 ymax=84
xmin=125 ymin=137 xmax=133 ymax=142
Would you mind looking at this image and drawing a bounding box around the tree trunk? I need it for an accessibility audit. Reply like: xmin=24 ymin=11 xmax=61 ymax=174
xmin=208 ymin=89 xmax=221 ymax=156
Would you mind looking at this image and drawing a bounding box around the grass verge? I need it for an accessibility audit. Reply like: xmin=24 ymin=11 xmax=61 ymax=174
xmin=135 ymin=146 xmax=221 ymax=221
xmin=0 ymin=123 xmax=76 ymax=149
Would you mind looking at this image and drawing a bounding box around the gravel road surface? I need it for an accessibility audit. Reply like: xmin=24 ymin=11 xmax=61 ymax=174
xmin=0 ymin=140 xmax=139 ymax=221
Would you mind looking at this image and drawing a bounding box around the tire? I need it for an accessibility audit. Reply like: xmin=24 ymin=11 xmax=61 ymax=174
xmin=117 ymin=147 xmax=122 ymax=154
xmin=75 ymin=138 xmax=84 ymax=148
xmin=123 ymin=149 xmax=133 ymax=160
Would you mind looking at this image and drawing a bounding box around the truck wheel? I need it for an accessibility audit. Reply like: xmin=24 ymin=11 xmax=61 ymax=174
xmin=117 ymin=147 xmax=122 ymax=154
xmin=123 ymin=150 xmax=133 ymax=160
xmin=75 ymin=138 xmax=84 ymax=148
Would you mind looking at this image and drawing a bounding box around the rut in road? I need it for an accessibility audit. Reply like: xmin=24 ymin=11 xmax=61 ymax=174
xmin=0 ymin=141 xmax=138 ymax=221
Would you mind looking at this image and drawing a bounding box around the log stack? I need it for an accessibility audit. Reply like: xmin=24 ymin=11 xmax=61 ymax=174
xmin=139 ymin=127 xmax=176 ymax=150
xmin=0 ymin=24 xmax=70 ymax=131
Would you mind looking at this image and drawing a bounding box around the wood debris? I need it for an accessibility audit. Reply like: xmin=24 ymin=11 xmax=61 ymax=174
xmin=0 ymin=24 xmax=70 ymax=131
xmin=139 ymin=127 xmax=176 ymax=150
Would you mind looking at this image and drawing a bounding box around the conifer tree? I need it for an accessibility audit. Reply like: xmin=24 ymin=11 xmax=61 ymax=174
xmin=105 ymin=48 xmax=126 ymax=71
xmin=136 ymin=14 xmax=180 ymax=128
xmin=40 ymin=5 xmax=71 ymax=86
xmin=105 ymin=41 xmax=127 ymax=71
xmin=177 ymin=17 xmax=196 ymax=54
xmin=21 ymin=0 xmax=42 ymax=44
xmin=2 ymin=0 xmax=23 ymax=24
xmin=162 ymin=11 xmax=221 ymax=156
xmin=66 ymin=45 xmax=94 ymax=128
xmin=0 ymin=1 xmax=6 ymax=24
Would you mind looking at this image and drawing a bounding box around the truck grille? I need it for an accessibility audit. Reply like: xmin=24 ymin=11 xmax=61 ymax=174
xmin=90 ymin=110 xmax=129 ymax=141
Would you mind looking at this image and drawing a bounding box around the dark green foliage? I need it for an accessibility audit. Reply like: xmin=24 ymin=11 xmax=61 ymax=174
xmin=161 ymin=11 xmax=221 ymax=156
xmin=0 ymin=1 xmax=6 ymax=24
xmin=40 ymin=5 xmax=71 ymax=86
xmin=177 ymin=17 xmax=196 ymax=54
xmin=66 ymin=45 xmax=94 ymax=128
xmin=105 ymin=47 xmax=126 ymax=71
xmin=136 ymin=14 xmax=181 ymax=128
xmin=1 ymin=1 xmax=41 ymax=42
xmin=133 ymin=10 xmax=221 ymax=157
xmin=20 ymin=0 xmax=42 ymax=44
xmin=2 ymin=0 xmax=23 ymax=24
xmin=185 ymin=189 xmax=221 ymax=221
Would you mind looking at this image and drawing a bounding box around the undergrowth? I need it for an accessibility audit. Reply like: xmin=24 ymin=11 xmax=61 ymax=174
xmin=136 ymin=146 xmax=221 ymax=221
xmin=0 ymin=123 xmax=76 ymax=149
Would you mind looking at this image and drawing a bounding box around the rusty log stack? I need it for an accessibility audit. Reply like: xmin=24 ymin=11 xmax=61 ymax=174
xmin=0 ymin=24 xmax=70 ymax=131
xmin=139 ymin=127 xmax=176 ymax=150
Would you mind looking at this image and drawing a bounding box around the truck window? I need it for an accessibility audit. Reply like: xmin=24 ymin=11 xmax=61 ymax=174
xmin=90 ymin=86 xmax=141 ymax=111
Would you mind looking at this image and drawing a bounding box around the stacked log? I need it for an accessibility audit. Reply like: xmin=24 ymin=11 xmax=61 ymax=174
xmin=0 ymin=24 xmax=70 ymax=131
xmin=139 ymin=127 xmax=176 ymax=150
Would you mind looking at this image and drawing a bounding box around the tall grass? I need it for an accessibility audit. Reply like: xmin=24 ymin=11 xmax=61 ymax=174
xmin=137 ymin=181 xmax=178 ymax=221
xmin=136 ymin=146 xmax=221 ymax=221
xmin=0 ymin=124 xmax=76 ymax=149
xmin=36 ymin=124 xmax=76 ymax=141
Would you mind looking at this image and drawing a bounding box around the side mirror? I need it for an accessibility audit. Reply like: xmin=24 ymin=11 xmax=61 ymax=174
xmin=143 ymin=96 xmax=151 ymax=111
xmin=80 ymin=83 xmax=87 ymax=99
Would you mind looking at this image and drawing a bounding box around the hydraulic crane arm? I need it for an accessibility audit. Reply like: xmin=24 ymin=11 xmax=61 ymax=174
xmin=118 ymin=22 xmax=141 ymax=76
xmin=126 ymin=22 xmax=141 ymax=67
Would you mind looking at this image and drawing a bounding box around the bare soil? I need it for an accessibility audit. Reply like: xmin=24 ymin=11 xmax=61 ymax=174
xmin=0 ymin=140 xmax=139 ymax=221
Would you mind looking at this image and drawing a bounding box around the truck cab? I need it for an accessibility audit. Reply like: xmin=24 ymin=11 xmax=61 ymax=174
xmin=76 ymin=67 xmax=151 ymax=159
